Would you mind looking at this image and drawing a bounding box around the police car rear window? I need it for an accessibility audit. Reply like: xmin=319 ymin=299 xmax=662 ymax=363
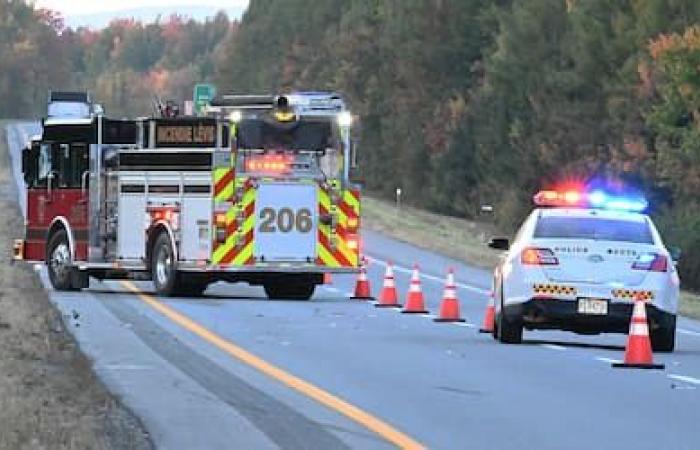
xmin=534 ymin=217 xmax=653 ymax=244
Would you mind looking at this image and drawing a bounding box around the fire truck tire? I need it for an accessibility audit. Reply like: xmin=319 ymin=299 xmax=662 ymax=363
xmin=264 ymin=281 xmax=316 ymax=301
xmin=47 ymin=229 xmax=79 ymax=291
xmin=151 ymin=232 xmax=180 ymax=296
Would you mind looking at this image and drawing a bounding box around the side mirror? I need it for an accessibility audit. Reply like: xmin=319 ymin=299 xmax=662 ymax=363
xmin=669 ymin=246 xmax=682 ymax=262
xmin=488 ymin=237 xmax=510 ymax=251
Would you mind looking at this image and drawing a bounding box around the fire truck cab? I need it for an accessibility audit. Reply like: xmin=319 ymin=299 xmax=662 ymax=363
xmin=16 ymin=92 xmax=361 ymax=300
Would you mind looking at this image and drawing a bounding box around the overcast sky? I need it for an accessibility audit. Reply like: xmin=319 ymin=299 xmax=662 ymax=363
xmin=34 ymin=0 xmax=249 ymax=17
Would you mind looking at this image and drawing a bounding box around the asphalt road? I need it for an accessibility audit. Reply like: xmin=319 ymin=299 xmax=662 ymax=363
xmin=6 ymin=122 xmax=700 ymax=450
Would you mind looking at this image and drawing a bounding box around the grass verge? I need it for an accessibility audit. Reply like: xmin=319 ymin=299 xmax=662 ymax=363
xmin=363 ymin=194 xmax=700 ymax=320
xmin=0 ymin=123 xmax=152 ymax=449
xmin=362 ymin=196 xmax=501 ymax=269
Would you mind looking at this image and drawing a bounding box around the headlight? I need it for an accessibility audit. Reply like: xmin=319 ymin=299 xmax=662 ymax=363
xmin=337 ymin=111 xmax=353 ymax=127
xmin=229 ymin=110 xmax=242 ymax=123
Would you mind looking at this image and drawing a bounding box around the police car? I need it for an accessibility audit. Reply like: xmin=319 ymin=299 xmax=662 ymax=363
xmin=487 ymin=189 xmax=681 ymax=352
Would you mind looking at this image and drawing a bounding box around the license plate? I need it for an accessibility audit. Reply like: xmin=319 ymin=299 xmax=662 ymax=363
xmin=577 ymin=298 xmax=608 ymax=315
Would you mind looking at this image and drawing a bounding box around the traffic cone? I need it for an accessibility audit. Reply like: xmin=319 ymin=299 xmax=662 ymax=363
xmin=612 ymin=293 xmax=664 ymax=370
xmin=479 ymin=291 xmax=496 ymax=333
xmin=375 ymin=262 xmax=401 ymax=308
xmin=351 ymin=262 xmax=373 ymax=300
xmin=402 ymin=265 xmax=428 ymax=314
xmin=433 ymin=268 xmax=465 ymax=322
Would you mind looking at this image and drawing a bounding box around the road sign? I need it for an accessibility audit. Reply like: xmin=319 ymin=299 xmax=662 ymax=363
xmin=193 ymin=83 xmax=216 ymax=116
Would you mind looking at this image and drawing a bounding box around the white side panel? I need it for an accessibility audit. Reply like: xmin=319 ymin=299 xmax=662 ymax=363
xmin=181 ymin=197 xmax=212 ymax=261
xmin=118 ymin=194 xmax=146 ymax=259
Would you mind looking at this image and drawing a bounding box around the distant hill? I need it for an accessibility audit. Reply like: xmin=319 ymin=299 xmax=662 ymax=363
xmin=65 ymin=6 xmax=245 ymax=29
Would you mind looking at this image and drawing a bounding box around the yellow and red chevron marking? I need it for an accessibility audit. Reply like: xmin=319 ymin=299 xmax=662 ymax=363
xmin=212 ymin=179 xmax=256 ymax=266
xmin=532 ymin=284 xmax=577 ymax=296
xmin=611 ymin=289 xmax=654 ymax=301
xmin=213 ymin=168 xmax=235 ymax=203
xmin=316 ymin=185 xmax=360 ymax=268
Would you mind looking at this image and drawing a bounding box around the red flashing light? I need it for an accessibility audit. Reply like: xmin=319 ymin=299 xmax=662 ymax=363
xmin=245 ymin=154 xmax=293 ymax=173
xmin=521 ymin=247 xmax=559 ymax=266
xmin=632 ymin=253 xmax=668 ymax=272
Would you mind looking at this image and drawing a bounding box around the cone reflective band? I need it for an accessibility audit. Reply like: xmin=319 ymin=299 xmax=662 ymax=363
xmin=612 ymin=294 xmax=664 ymax=370
xmin=351 ymin=263 xmax=373 ymax=300
xmin=402 ymin=264 xmax=428 ymax=314
xmin=376 ymin=262 xmax=401 ymax=308
xmin=479 ymin=291 xmax=496 ymax=333
xmin=434 ymin=268 xmax=465 ymax=322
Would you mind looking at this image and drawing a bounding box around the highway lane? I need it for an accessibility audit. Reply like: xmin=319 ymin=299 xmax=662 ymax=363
xmin=6 ymin=122 xmax=700 ymax=449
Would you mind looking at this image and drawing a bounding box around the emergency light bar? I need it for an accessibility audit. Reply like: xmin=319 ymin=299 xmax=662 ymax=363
xmin=533 ymin=189 xmax=648 ymax=212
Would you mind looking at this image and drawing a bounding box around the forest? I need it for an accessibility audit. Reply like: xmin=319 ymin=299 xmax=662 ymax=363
xmin=1 ymin=0 xmax=699 ymax=290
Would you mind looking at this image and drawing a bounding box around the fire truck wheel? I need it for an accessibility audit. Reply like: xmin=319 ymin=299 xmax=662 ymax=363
xmin=47 ymin=229 xmax=77 ymax=291
xmin=151 ymin=232 xmax=179 ymax=296
xmin=264 ymin=281 xmax=316 ymax=301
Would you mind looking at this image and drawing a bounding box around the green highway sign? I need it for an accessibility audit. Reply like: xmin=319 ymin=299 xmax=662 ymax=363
xmin=193 ymin=83 xmax=216 ymax=115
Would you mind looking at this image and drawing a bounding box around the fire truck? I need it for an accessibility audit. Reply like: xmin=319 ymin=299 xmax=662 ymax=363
xmin=15 ymin=92 xmax=361 ymax=300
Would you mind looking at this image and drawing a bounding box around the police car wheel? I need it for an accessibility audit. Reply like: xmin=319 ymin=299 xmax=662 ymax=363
xmin=151 ymin=232 xmax=178 ymax=296
xmin=47 ymin=229 xmax=78 ymax=291
xmin=497 ymin=312 xmax=523 ymax=344
xmin=651 ymin=315 xmax=676 ymax=353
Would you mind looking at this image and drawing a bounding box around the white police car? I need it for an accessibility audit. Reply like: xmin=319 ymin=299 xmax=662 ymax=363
xmin=487 ymin=189 xmax=681 ymax=352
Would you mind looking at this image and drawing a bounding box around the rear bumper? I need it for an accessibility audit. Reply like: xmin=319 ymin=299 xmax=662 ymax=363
xmin=503 ymin=299 xmax=675 ymax=334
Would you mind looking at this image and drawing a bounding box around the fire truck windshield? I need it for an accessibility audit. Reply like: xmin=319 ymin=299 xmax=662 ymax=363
xmin=235 ymin=118 xmax=342 ymax=179
xmin=236 ymin=119 xmax=335 ymax=151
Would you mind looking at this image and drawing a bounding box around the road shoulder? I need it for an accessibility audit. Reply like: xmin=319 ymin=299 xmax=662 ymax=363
xmin=0 ymin=124 xmax=152 ymax=449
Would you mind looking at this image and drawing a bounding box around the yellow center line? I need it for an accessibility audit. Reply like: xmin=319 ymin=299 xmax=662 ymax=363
xmin=120 ymin=281 xmax=425 ymax=450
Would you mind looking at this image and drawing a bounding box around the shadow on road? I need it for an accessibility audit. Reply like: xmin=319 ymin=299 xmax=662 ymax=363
xmin=523 ymin=339 xmax=625 ymax=352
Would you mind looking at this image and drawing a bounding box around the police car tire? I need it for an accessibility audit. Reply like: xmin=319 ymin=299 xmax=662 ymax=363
xmin=651 ymin=316 xmax=676 ymax=353
xmin=47 ymin=229 xmax=78 ymax=291
xmin=497 ymin=313 xmax=523 ymax=344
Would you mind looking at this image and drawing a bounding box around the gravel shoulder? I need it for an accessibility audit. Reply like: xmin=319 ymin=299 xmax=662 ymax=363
xmin=0 ymin=125 xmax=152 ymax=450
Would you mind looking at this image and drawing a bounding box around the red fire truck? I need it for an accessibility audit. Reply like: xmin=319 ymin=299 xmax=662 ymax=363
xmin=15 ymin=92 xmax=361 ymax=300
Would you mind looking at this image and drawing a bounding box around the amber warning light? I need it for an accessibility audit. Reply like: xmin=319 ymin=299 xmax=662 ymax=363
xmin=245 ymin=154 xmax=294 ymax=173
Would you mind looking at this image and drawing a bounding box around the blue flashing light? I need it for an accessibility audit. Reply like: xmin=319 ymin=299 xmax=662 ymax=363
xmin=588 ymin=190 xmax=607 ymax=207
xmin=604 ymin=197 xmax=648 ymax=212
xmin=534 ymin=189 xmax=648 ymax=212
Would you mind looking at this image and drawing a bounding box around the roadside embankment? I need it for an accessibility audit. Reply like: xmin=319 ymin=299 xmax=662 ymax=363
xmin=0 ymin=124 xmax=152 ymax=449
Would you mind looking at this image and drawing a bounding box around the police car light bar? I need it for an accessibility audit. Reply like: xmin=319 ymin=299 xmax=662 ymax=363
xmin=533 ymin=189 xmax=648 ymax=212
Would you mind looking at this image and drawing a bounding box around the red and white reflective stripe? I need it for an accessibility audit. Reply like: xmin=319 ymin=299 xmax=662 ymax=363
xmin=409 ymin=267 xmax=421 ymax=292
xmin=630 ymin=323 xmax=649 ymax=336
xmin=358 ymin=267 xmax=368 ymax=281
xmin=384 ymin=273 xmax=395 ymax=288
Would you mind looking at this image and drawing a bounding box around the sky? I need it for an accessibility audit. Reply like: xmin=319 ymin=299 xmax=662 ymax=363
xmin=34 ymin=0 xmax=249 ymax=17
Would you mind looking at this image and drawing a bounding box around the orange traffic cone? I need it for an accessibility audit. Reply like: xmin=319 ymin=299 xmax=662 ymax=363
xmin=351 ymin=261 xmax=373 ymax=300
xmin=375 ymin=262 xmax=401 ymax=308
xmin=612 ymin=294 xmax=664 ymax=369
xmin=402 ymin=265 xmax=428 ymax=314
xmin=479 ymin=291 xmax=496 ymax=333
xmin=434 ymin=268 xmax=465 ymax=322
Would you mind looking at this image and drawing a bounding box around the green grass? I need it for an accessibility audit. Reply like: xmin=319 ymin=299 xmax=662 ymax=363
xmin=362 ymin=196 xmax=501 ymax=268
xmin=362 ymin=195 xmax=700 ymax=320
xmin=680 ymin=291 xmax=700 ymax=320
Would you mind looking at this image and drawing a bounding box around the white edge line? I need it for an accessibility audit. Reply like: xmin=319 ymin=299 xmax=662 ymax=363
xmin=367 ymin=256 xmax=490 ymax=295
xmin=668 ymin=374 xmax=700 ymax=385
xmin=540 ymin=344 xmax=567 ymax=351
xmin=595 ymin=356 xmax=620 ymax=364
xmin=678 ymin=329 xmax=700 ymax=337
